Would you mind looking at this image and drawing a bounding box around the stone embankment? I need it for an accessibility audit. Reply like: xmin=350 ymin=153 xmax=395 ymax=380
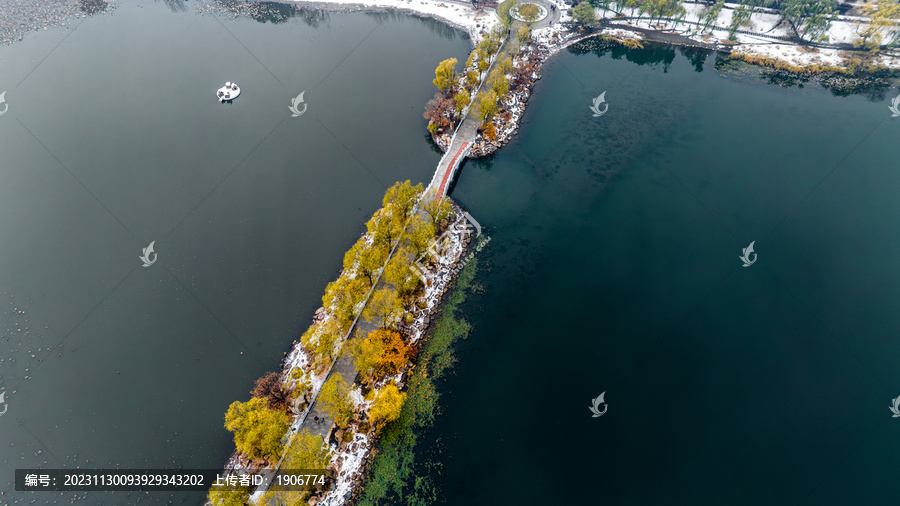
xmin=318 ymin=205 xmax=478 ymax=505
xmin=208 ymin=203 xmax=478 ymax=506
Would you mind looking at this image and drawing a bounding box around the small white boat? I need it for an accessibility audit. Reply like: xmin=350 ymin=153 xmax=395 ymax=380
xmin=216 ymin=82 xmax=241 ymax=102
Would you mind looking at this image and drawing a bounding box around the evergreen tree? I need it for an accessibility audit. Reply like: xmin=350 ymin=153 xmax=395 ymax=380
xmin=572 ymin=2 xmax=597 ymax=25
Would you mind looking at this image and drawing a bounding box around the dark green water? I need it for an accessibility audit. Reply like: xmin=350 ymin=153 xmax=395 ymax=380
xmin=434 ymin=45 xmax=900 ymax=504
xmin=0 ymin=3 xmax=470 ymax=504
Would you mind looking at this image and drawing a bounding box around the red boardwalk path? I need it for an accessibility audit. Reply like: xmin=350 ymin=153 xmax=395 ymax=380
xmin=435 ymin=141 xmax=469 ymax=198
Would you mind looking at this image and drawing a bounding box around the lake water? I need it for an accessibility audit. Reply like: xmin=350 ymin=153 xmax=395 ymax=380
xmin=3 ymin=2 xmax=900 ymax=505
xmin=432 ymin=43 xmax=900 ymax=503
xmin=0 ymin=2 xmax=470 ymax=504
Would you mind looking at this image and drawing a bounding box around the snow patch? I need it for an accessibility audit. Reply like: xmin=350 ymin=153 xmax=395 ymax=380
xmin=319 ymin=433 xmax=373 ymax=506
xmin=289 ymin=0 xmax=500 ymax=45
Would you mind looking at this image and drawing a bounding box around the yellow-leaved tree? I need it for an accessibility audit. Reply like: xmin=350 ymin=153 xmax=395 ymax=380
xmin=207 ymin=487 xmax=249 ymax=506
xmin=318 ymin=374 xmax=355 ymax=426
xmin=349 ymin=332 xmax=385 ymax=384
xmin=475 ymin=90 xmax=499 ymax=124
xmin=343 ymin=237 xmax=387 ymax=288
xmin=369 ymin=329 xmax=412 ymax=376
xmin=362 ymin=288 xmax=405 ymax=329
xmin=257 ymin=429 xmax=334 ymax=505
xmin=224 ymin=397 xmax=289 ymax=463
xmin=322 ymin=275 xmax=368 ymax=329
xmin=454 ymin=89 xmax=471 ymax=113
xmin=382 ymin=180 xmax=423 ymax=222
xmin=285 ymin=429 xmax=333 ymax=469
xmin=383 ymin=247 xmax=422 ymax=298
xmin=433 ymin=58 xmax=458 ymax=93
xmin=368 ymin=384 xmax=407 ymax=426
xmin=423 ymin=196 xmax=454 ymax=229
xmin=855 ymin=0 xmax=900 ymax=53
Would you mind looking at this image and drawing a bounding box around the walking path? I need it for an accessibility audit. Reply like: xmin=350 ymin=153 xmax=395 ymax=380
xmin=425 ymin=128 xmax=474 ymax=200
xmin=254 ymin=8 xmax=546 ymax=505
xmin=527 ymin=0 xmax=562 ymax=28
xmin=257 ymin=46 xmax=494 ymax=503
xmin=425 ymin=7 xmax=544 ymax=200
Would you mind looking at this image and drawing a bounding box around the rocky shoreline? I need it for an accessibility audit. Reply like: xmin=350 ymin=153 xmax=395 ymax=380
xmin=319 ymin=205 xmax=478 ymax=506
xmin=713 ymin=49 xmax=897 ymax=98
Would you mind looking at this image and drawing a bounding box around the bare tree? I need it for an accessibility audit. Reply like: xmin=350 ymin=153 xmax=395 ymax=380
xmin=252 ymin=371 xmax=289 ymax=411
